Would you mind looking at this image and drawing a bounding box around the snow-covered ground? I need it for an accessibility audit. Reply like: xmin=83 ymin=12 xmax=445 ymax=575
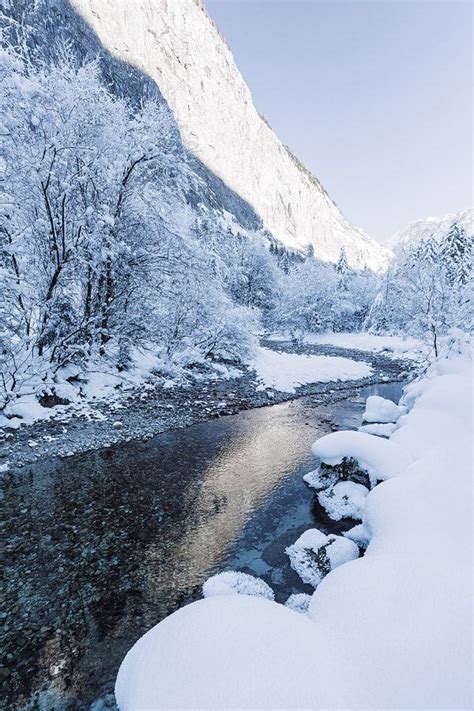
xmin=115 ymin=332 xmax=472 ymax=710
xmin=252 ymin=346 xmax=373 ymax=393
xmin=303 ymin=332 xmax=428 ymax=359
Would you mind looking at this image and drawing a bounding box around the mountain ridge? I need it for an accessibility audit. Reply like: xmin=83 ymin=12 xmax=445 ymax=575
xmin=69 ymin=0 xmax=390 ymax=271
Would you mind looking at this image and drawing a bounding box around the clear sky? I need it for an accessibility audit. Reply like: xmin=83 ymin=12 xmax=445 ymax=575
xmin=206 ymin=0 xmax=472 ymax=243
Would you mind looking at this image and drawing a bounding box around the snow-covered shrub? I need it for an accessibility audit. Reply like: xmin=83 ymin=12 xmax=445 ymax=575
xmin=202 ymin=571 xmax=274 ymax=600
xmin=285 ymin=528 xmax=359 ymax=588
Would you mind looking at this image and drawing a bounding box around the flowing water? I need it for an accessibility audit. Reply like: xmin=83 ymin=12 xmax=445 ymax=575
xmin=2 ymin=381 xmax=403 ymax=708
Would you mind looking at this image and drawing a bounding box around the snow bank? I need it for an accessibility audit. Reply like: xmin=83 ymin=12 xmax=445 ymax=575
xmin=304 ymin=332 xmax=426 ymax=359
xmin=115 ymin=342 xmax=472 ymax=710
xmin=362 ymin=395 xmax=406 ymax=423
xmin=202 ymin=571 xmax=274 ymax=600
xmin=317 ymin=481 xmax=369 ymax=521
xmin=252 ymin=347 xmax=372 ymax=394
xmin=285 ymin=528 xmax=359 ymax=587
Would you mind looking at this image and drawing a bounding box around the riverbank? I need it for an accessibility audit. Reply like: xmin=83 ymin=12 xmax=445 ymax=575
xmin=0 ymin=341 xmax=414 ymax=473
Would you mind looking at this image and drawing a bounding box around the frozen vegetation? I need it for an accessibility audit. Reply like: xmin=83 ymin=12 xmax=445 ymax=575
xmin=115 ymin=331 xmax=472 ymax=709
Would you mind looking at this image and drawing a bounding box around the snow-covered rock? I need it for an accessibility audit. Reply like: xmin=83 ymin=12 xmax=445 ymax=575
xmin=202 ymin=571 xmax=274 ymax=601
xmin=311 ymin=430 xmax=411 ymax=484
xmin=317 ymin=481 xmax=369 ymax=521
xmin=285 ymin=528 xmax=359 ymax=588
xmin=284 ymin=593 xmax=312 ymax=616
xmin=362 ymin=395 xmax=407 ymax=424
xmin=71 ymin=0 xmax=390 ymax=271
xmin=303 ymin=466 xmax=338 ymax=491
xmin=343 ymin=522 xmax=371 ymax=549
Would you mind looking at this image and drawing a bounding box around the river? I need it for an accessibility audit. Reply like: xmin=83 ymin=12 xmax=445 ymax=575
xmin=2 ymin=381 xmax=403 ymax=709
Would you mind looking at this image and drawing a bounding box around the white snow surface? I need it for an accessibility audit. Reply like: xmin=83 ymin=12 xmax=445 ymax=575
xmin=202 ymin=571 xmax=274 ymax=601
xmin=252 ymin=347 xmax=372 ymax=394
xmin=304 ymin=332 xmax=426 ymax=359
xmin=285 ymin=528 xmax=359 ymax=588
xmin=317 ymin=481 xmax=369 ymax=521
xmin=362 ymin=395 xmax=407 ymax=423
xmin=115 ymin=342 xmax=472 ymax=710
xmin=357 ymin=421 xmax=398 ymax=437
xmin=71 ymin=0 xmax=390 ymax=272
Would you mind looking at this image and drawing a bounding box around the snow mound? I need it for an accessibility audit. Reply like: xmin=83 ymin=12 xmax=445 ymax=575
xmin=115 ymin=596 xmax=348 ymax=710
xmin=362 ymin=395 xmax=407 ymax=423
xmin=358 ymin=422 xmax=398 ymax=437
xmin=317 ymin=481 xmax=369 ymax=521
xmin=202 ymin=571 xmax=274 ymax=600
xmin=312 ymin=430 xmax=411 ymax=484
xmin=285 ymin=528 xmax=359 ymax=588
xmin=284 ymin=593 xmax=312 ymax=616
xmin=253 ymin=347 xmax=372 ymax=394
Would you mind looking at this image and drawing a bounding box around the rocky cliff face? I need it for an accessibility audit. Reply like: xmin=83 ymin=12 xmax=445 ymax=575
xmin=69 ymin=0 xmax=390 ymax=271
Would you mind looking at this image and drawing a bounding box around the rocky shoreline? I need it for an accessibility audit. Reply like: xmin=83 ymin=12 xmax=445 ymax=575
xmin=0 ymin=342 xmax=414 ymax=473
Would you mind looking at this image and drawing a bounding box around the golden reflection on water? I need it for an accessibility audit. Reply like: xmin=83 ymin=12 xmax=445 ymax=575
xmin=143 ymin=400 xmax=327 ymax=612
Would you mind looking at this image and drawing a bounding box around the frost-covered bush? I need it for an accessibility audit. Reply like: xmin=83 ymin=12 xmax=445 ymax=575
xmin=285 ymin=528 xmax=359 ymax=588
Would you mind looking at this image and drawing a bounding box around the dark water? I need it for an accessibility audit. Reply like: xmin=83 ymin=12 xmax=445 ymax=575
xmin=2 ymin=382 xmax=402 ymax=708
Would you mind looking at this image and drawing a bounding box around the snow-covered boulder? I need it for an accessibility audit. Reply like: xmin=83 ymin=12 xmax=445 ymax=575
xmin=312 ymin=430 xmax=411 ymax=484
xmin=317 ymin=481 xmax=369 ymax=521
xmin=285 ymin=528 xmax=359 ymax=588
xmin=343 ymin=522 xmax=371 ymax=549
xmin=284 ymin=593 xmax=312 ymax=616
xmin=303 ymin=466 xmax=338 ymax=491
xmin=202 ymin=571 xmax=274 ymax=600
xmin=362 ymin=395 xmax=407 ymax=424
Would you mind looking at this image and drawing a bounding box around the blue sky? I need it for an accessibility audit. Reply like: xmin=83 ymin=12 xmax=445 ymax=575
xmin=206 ymin=0 xmax=472 ymax=243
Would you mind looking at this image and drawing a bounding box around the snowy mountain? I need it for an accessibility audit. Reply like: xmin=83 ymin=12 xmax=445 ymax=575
xmin=389 ymin=208 xmax=474 ymax=249
xmin=66 ymin=0 xmax=390 ymax=272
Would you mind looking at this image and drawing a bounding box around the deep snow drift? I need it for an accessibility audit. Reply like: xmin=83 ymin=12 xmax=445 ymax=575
xmin=115 ymin=332 xmax=472 ymax=709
